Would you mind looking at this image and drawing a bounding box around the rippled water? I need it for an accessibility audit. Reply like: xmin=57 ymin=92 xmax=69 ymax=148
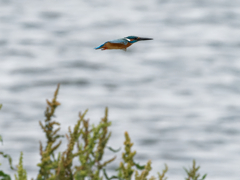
xmin=1 ymin=0 xmax=240 ymax=179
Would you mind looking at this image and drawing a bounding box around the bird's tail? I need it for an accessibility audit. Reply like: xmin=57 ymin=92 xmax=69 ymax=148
xmin=95 ymin=44 xmax=104 ymax=50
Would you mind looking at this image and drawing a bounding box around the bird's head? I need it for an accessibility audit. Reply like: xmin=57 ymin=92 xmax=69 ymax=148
xmin=125 ymin=36 xmax=153 ymax=43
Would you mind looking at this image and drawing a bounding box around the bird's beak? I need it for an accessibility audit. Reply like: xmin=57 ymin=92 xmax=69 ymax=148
xmin=137 ymin=37 xmax=153 ymax=41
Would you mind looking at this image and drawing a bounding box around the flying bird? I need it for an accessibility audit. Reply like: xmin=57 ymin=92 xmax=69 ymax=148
xmin=95 ymin=36 xmax=153 ymax=51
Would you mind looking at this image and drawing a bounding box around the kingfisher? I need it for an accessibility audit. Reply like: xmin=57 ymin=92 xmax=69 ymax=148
xmin=95 ymin=36 xmax=153 ymax=51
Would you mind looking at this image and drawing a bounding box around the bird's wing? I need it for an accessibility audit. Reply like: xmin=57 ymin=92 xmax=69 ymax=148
xmin=108 ymin=38 xmax=128 ymax=45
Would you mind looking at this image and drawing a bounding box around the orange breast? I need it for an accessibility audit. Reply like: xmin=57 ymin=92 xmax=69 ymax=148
xmin=103 ymin=42 xmax=132 ymax=50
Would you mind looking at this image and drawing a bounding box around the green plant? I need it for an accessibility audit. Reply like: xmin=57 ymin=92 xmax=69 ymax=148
xmin=37 ymin=84 xmax=63 ymax=180
xmin=0 ymin=104 xmax=14 ymax=180
xmin=36 ymin=84 xmax=117 ymax=180
xmin=184 ymin=160 xmax=207 ymax=180
xmin=157 ymin=164 xmax=168 ymax=180
xmin=14 ymin=152 xmax=27 ymax=180
xmin=0 ymin=85 xmax=208 ymax=180
xmin=36 ymin=84 xmax=171 ymax=180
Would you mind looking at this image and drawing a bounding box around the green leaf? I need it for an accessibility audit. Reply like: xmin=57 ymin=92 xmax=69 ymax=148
xmin=134 ymin=162 xmax=145 ymax=170
xmin=183 ymin=167 xmax=189 ymax=174
xmin=201 ymin=174 xmax=207 ymax=180
xmin=107 ymin=146 xmax=121 ymax=153
xmin=103 ymin=169 xmax=110 ymax=180
xmin=0 ymin=170 xmax=11 ymax=180
xmin=103 ymin=169 xmax=119 ymax=180
xmin=0 ymin=152 xmax=14 ymax=170
xmin=0 ymin=135 xmax=2 ymax=145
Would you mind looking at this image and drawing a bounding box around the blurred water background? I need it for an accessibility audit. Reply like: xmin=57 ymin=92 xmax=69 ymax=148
xmin=1 ymin=0 xmax=240 ymax=179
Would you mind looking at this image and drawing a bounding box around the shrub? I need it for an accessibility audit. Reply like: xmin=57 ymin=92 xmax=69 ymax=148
xmin=0 ymin=85 xmax=207 ymax=180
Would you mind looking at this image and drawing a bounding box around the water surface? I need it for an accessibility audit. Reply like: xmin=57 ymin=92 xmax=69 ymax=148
xmin=1 ymin=0 xmax=240 ymax=179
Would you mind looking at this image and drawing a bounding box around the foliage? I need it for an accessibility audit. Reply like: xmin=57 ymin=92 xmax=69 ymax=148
xmin=0 ymin=85 xmax=208 ymax=180
xmin=0 ymin=171 xmax=11 ymax=180
xmin=14 ymin=152 xmax=27 ymax=180
xmin=115 ymin=132 xmax=155 ymax=180
xmin=184 ymin=160 xmax=207 ymax=180
xmin=0 ymin=104 xmax=14 ymax=180
xmin=0 ymin=151 xmax=14 ymax=170
xmin=37 ymin=84 xmax=63 ymax=180
xmin=157 ymin=164 xmax=168 ymax=180
xmin=36 ymin=84 xmax=116 ymax=180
